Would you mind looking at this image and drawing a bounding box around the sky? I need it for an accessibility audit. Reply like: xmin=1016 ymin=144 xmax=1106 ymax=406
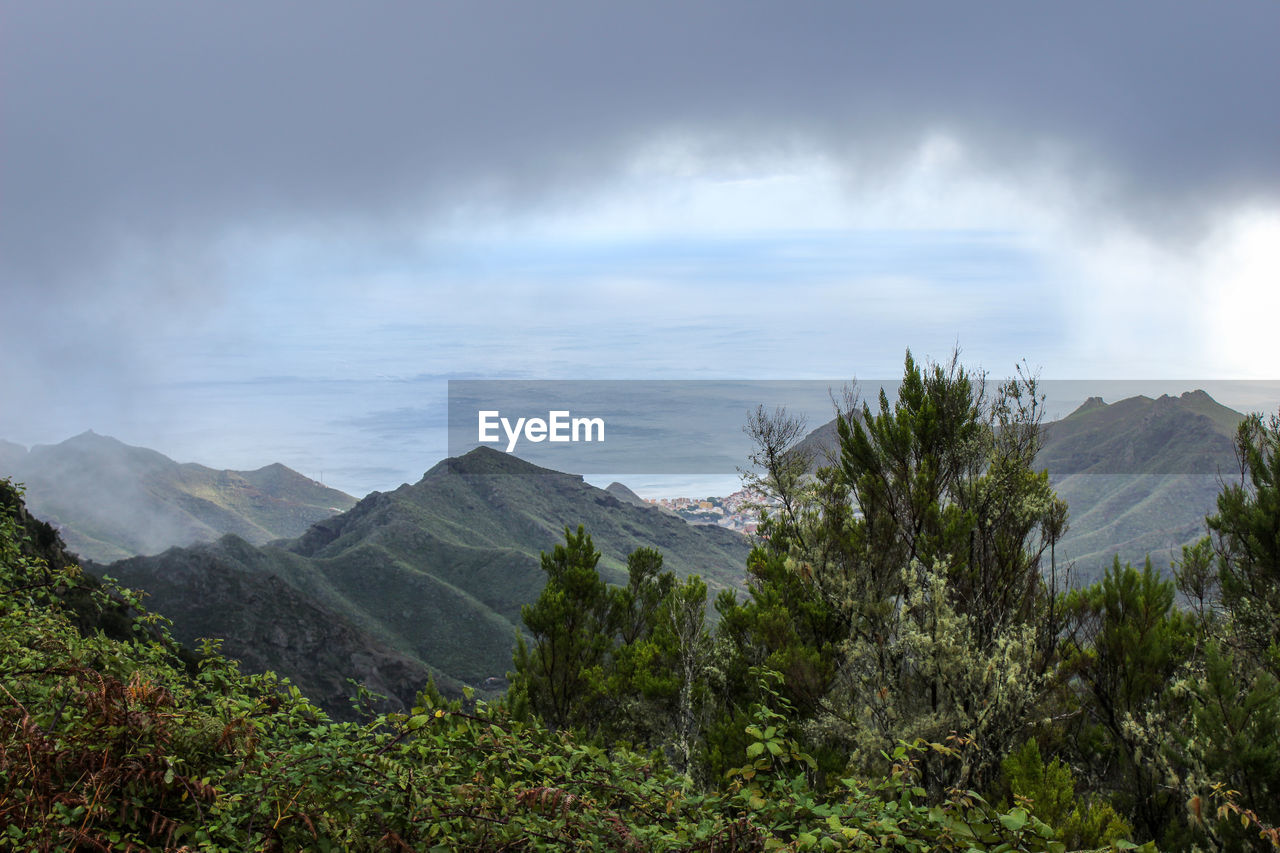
xmin=2 ymin=3 xmax=1278 ymax=498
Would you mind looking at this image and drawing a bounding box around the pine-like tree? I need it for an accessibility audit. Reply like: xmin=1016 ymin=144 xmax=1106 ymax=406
xmin=509 ymin=525 xmax=612 ymax=731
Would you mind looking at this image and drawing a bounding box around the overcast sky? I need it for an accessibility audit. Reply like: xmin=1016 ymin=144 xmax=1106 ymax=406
xmin=2 ymin=3 xmax=1278 ymax=496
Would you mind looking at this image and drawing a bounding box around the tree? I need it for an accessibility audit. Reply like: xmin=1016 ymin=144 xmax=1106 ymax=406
xmin=510 ymin=532 xmax=717 ymax=776
xmin=1000 ymin=739 xmax=1130 ymax=848
xmin=663 ymin=574 xmax=712 ymax=781
xmin=741 ymin=404 xmax=816 ymax=553
xmin=509 ymin=526 xmax=612 ymax=731
xmin=711 ymin=546 xmax=846 ymax=781
xmin=731 ymin=350 xmax=1070 ymax=796
xmin=1061 ymin=558 xmax=1195 ymax=839
xmin=1208 ymin=410 xmax=1280 ymax=673
xmin=599 ymin=546 xmax=682 ymax=749
xmin=1157 ymin=409 xmax=1280 ymax=846
xmin=612 ymin=546 xmax=673 ymax=647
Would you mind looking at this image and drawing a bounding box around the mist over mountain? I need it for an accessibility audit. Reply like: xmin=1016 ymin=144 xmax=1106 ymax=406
xmin=795 ymin=389 xmax=1244 ymax=582
xmin=0 ymin=438 xmax=26 ymax=472
xmin=0 ymin=431 xmax=357 ymax=563
xmin=101 ymin=446 xmax=752 ymax=717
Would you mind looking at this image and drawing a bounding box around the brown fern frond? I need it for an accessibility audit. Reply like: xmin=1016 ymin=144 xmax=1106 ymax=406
xmin=516 ymin=785 xmax=582 ymax=819
xmin=604 ymin=814 xmax=645 ymax=851
xmin=377 ymin=829 xmax=416 ymax=851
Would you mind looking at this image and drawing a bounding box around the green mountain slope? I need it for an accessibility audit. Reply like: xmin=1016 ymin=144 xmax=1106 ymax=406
xmin=1038 ymin=390 xmax=1239 ymax=475
xmin=102 ymin=447 xmax=752 ymax=715
xmin=108 ymin=534 xmax=439 ymax=720
xmin=0 ymin=431 xmax=357 ymax=562
xmin=1041 ymin=390 xmax=1242 ymax=581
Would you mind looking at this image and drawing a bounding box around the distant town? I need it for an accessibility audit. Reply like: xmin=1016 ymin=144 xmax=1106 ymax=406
xmin=645 ymin=488 xmax=778 ymax=534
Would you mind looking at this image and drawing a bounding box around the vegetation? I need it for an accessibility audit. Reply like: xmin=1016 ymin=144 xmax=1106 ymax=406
xmin=2 ymin=476 xmax=1059 ymax=850
xmin=511 ymin=352 xmax=1280 ymax=849
xmin=6 ymin=350 xmax=1280 ymax=849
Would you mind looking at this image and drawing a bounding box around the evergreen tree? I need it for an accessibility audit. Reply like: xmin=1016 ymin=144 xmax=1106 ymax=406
xmin=1208 ymin=410 xmax=1280 ymax=673
xmin=1062 ymin=558 xmax=1195 ymax=840
xmin=600 ymin=547 xmax=682 ymax=750
xmin=509 ymin=525 xmax=612 ymax=731
xmin=510 ymin=531 xmax=717 ymax=775
xmin=729 ymin=350 xmax=1070 ymax=796
xmin=1161 ymin=409 xmax=1280 ymax=846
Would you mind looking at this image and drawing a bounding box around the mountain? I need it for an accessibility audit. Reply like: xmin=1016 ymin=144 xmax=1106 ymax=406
xmin=0 ymin=431 xmax=357 ymax=562
xmin=101 ymin=447 xmax=752 ymax=717
xmin=792 ymin=390 xmax=1244 ymax=583
xmin=606 ymin=480 xmax=651 ymax=508
xmin=790 ymin=411 xmax=850 ymax=469
xmin=1041 ymin=391 xmax=1242 ymax=580
xmin=1038 ymin=390 xmax=1241 ymax=475
xmin=100 ymin=534 xmax=439 ymax=720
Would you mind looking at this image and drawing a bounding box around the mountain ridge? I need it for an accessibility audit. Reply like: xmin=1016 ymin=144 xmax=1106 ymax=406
xmin=101 ymin=446 xmax=753 ymax=717
xmin=0 ymin=431 xmax=357 ymax=562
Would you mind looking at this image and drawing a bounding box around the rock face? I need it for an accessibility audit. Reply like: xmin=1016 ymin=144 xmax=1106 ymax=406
xmin=0 ymin=431 xmax=357 ymax=562
xmin=99 ymin=447 xmax=752 ymax=718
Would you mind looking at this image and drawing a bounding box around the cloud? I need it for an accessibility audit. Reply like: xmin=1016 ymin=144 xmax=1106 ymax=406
xmin=3 ymin=1 xmax=1277 ymax=294
xmin=4 ymin=1 xmax=1278 ymax=482
xmin=1205 ymin=209 xmax=1280 ymax=375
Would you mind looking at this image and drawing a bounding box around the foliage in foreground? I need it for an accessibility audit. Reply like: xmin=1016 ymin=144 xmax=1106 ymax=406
xmin=2 ymin=476 xmax=1067 ymax=851
xmin=711 ymin=352 xmax=1280 ymax=851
